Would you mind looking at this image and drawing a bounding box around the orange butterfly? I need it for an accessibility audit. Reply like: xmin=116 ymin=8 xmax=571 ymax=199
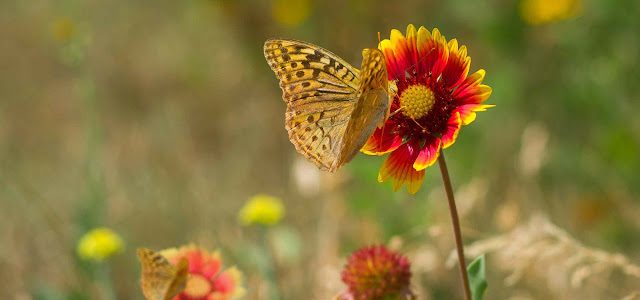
xmin=137 ymin=248 xmax=189 ymax=300
xmin=264 ymin=39 xmax=391 ymax=172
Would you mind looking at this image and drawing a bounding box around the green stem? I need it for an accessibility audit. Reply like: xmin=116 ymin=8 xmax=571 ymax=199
xmin=260 ymin=227 xmax=281 ymax=300
xmin=437 ymin=149 xmax=472 ymax=300
xmin=96 ymin=263 xmax=117 ymax=300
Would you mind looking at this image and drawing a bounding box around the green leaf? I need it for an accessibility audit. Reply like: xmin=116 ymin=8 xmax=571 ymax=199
xmin=467 ymin=255 xmax=487 ymax=300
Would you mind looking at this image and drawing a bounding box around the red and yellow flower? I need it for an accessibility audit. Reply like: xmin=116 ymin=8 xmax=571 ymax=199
xmin=338 ymin=245 xmax=414 ymax=300
xmin=162 ymin=245 xmax=245 ymax=300
xmin=363 ymin=25 xmax=493 ymax=194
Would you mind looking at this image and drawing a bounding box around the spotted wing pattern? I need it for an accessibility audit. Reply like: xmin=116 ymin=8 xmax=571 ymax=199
xmin=137 ymin=248 xmax=188 ymax=300
xmin=264 ymin=39 xmax=389 ymax=171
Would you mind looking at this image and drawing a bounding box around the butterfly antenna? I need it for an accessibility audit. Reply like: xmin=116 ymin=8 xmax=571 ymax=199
xmin=392 ymin=105 xmax=425 ymax=130
xmin=410 ymin=117 xmax=426 ymax=130
xmin=389 ymin=107 xmax=403 ymax=117
xmin=377 ymin=31 xmax=381 ymax=45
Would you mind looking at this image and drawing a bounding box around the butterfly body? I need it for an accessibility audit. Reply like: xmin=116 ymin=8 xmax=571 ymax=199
xmin=264 ymin=39 xmax=390 ymax=172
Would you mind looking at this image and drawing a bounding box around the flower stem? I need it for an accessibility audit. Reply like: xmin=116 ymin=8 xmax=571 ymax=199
xmin=260 ymin=227 xmax=281 ymax=300
xmin=95 ymin=264 xmax=116 ymax=300
xmin=437 ymin=150 xmax=472 ymax=300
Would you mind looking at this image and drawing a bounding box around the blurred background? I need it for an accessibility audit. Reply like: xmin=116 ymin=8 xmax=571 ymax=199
xmin=1 ymin=0 xmax=640 ymax=299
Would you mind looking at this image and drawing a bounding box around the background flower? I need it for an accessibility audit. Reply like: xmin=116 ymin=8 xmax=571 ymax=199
xmin=271 ymin=0 xmax=312 ymax=27
xmin=161 ymin=245 xmax=245 ymax=300
xmin=76 ymin=227 xmax=124 ymax=262
xmin=520 ymin=0 xmax=582 ymax=25
xmin=339 ymin=245 xmax=414 ymax=300
xmin=51 ymin=17 xmax=76 ymax=43
xmin=238 ymin=194 xmax=285 ymax=226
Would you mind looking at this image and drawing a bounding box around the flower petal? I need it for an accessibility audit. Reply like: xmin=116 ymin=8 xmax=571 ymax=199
xmin=413 ymin=137 xmax=441 ymax=171
xmin=442 ymin=39 xmax=470 ymax=90
xmin=441 ymin=112 xmax=462 ymax=148
xmin=405 ymin=24 xmax=419 ymax=74
xmin=390 ymin=29 xmax=411 ymax=77
xmin=456 ymin=84 xmax=492 ymax=105
xmin=381 ymin=26 xmax=422 ymax=81
xmin=378 ymin=141 xmax=426 ymax=194
xmin=201 ymin=252 xmax=222 ymax=279
xmin=379 ymin=39 xmax=401 ymax=80
xmin=213 ymin=267 xmax=244 ymax=295
xmin=455 ymin=104 xmax=495 ymax=125
xmin=417 ymin=27 xmax=449 ymax=79
xmin=453 ymin=69 xmax=485 ymax=99
xmin=361 ymin=127 xmax=403 ymax=155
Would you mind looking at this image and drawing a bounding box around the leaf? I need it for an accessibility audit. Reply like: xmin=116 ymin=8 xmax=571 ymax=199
xmin=467 ymin=255 xmax=487 ymax=300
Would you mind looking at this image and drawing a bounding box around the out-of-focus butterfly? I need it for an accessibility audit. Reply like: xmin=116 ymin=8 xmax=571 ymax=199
xmin=137 ymin=248 xmax=189 ymax=300
xmin=264 ymin=39 xmax=391 ymax=172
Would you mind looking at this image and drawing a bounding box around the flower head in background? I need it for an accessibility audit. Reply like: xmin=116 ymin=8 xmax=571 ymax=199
xmin=161 ymin=245 xmax=245 ymax=300
xmin=363 ymin=25 xmax=493 ymax=194
xmin=271 ymin=0 xmax=312 ymax=27
xmin=520 ymin=0 xmax=582 ymax=25
xmin=77 ymin=227 xmax=124 ymax=262
xmin=51 ymin=17 xmax=76 ymax=43
xmin=338 ymin=245 xmax=414 ymax=300
xmin=238 ymin=194 xmax=285 ymax=226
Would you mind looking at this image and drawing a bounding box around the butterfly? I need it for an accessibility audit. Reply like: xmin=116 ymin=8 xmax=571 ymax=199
xmin=137 ymin=248 xmax=189 ymax=300
xmin=264 ymin=39 xmax=391 ymax=172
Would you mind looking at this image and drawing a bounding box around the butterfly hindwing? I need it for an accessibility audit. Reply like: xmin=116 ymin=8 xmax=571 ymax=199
xmin=264 ymin=39 xmax=362 ymax=171
xmin=137 ymin=248 xmax=188 ymax=300
xmin=338 ymin=48 xmax=390 ymax=166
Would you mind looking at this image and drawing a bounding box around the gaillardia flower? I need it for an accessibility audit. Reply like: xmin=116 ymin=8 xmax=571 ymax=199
xmin=362 ymin=25 xmax=493 ymax=194
xmin=162 ymin=245 xmax=245 ymax=300
xmin=76 ymin=227 xmax=124 ymax=262
xmin=338 ymin=245 xmax=414 ymax=300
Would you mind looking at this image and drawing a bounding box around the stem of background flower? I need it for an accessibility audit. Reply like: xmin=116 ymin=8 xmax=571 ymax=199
xmin=260 ymin=227 xmax=282 ymax=300
xmin=95 ymin=263 xmax=117 ymax=300
xmin=437 ymin=150 xmax=472 ymax=300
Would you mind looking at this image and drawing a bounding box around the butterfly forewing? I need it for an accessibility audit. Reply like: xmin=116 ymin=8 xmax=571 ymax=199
xmin=264 ymin=39 xmax=362 ymax=171
xmin=137 ymin=248 xmax=188 ymax=300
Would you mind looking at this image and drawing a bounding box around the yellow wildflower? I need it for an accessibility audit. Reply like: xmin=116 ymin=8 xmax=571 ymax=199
xmin=271 ymin=0 xmax=311 ymax=27
xmin=52 ymin=17 xmax=76 ymax=43
xmin=520 ymin=0 xmax=582 ymax=25
xmin=77 ymin=227 xmax=124 ymax=261
xmin=238 ymin=194 xmax=285 ymax=226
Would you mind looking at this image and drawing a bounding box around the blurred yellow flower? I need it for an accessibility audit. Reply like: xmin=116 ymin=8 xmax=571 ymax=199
xmin=52 ymin=17 xmax=76 ymax=43
xmin=271 ymin=0 xmax=311 ymax=27
xmin=520 ymin=0 xmax=582 ymax=25
xmin=77 ymin=227 xmax=124 ymax=261
xmin=238 ymin=194 xmax=285 ymax=226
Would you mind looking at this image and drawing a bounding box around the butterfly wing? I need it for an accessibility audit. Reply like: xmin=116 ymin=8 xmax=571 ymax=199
xmin=166 ymin=259 xmax=188 ymax=300
xmin=264 ymin=39 xmax=361 ymax=171
xmin=137 ymin=248 xmax=188 ymax=300
xmin=338 ymin=48 xmax=390 ymax=167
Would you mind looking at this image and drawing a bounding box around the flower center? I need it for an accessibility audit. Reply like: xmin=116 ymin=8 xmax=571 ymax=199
xmin=399 ymin=84 xmax=435 ymax=120
xmin=184 ymin=274 xmax=211 ymax=298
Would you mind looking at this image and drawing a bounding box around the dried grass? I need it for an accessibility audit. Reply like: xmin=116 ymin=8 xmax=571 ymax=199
xmin=447 ymin=214 xmax=640 ymax=298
